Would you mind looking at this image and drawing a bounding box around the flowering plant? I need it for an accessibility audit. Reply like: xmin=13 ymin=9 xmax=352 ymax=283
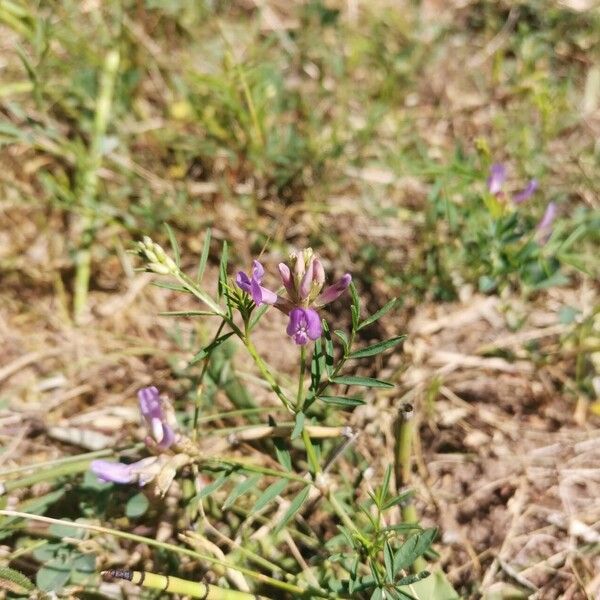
xmin=81 ymin=232 xmax=449 ymax=599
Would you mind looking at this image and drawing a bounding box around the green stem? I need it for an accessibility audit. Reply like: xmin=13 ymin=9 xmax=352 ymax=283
xmin=394 ymin=403 xmax=427 ymax=573
xmin=243 ymin=335 xmax=293 ymax=411
xmin=296 ymin=345 xmax=307 ymax=410
xmin=192 ymin=318 xmax=227 ymax=437
xmin=73 ymin=49 xmax=120 ymax=321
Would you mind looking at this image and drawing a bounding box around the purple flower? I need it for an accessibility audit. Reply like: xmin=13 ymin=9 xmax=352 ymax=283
xmin=286 ymin=308 xmax=322 ymax=345
xmin=237 ymin=249 xmax=351 ymax=346
xmin=316 ymin=274 xmax=353 ymax=307
xmin=512 ymin=179 xmax=539 ymax=204
xmin=277 ymin=249 xmax=351 ymax=344
xmin=236 ymin=260 xmax=278 ymax=306
xmin=277 ymin=250 xmax=351 ymax=308
xmin=487 ymin=163 xmax=538 ymax=204
xmin=537 ymin=202 xmax=557 ymax=244
xmin=138 ymin=386 xmax=176 ymax=450
xmin=90 ymin=457 xmax=163 ymax=486
xmin=91 ymin=460 xmax=135 ymax=484
xmin=487 ymin=163 xmax=506 ymax=196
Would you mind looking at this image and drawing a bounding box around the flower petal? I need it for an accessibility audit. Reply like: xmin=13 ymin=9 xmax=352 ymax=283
xmin=537 ymin=202 xmax=557 ymax=244
xmin=487 ymin=163 xmax=506 ymax=195
xmin=91 ymin=460 xmax=134 ymax=484
xmin=512 ymin=179 xmax=538 ymax=204
xmin=317 ymin=274 xmax=352 ymax=305
xmin=251 ymin=260 xmax=265 ymax=283
xmin=138 ymin=386 xmax=161 ymax=420
xmin=299 ymin=258 xmax=314 ymax=299
xmin=236 ymin=271 xmax=252 ymax=293
xmin=304 ymin=308 xmax=323 ymax=340
xmin=286 ymin=307 xmax=303 ymax=337
xmin=286 ymin=308 xmax=322 ymax=345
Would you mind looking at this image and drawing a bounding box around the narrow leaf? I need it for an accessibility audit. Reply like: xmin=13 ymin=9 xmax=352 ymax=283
xmin=159 ymin=310 xmax=216 ymax=317
xmin=218 ymin=240 xmax=228 ymax=300
xmin=251 ymin=478 xmax=288 ymax=512
xmin=189 ymin=332 xmax=234 ymax=365
xmin=291 ymin=412 xmax=305 ymax=440
xmin=196 ymin=229 xmax=212 ymax=282
xmin=222 ymin=474 xmax=262 ymax=509
xmin=151 ymin=281 xmax=190 ymax=293
xmin=193 ymin=472 xmax=229 ymax=501
xmin=319 ymin=395 xmax=365 ymax=407
xmin=274 ymin=485 xmax=310 ymax=533
xmin=330 ymin=375 xmax=394 ymax=389
xmin=322 ymin=321 xmax=335 ymax=376
xmin=348 ymin=336 xmax=406 ymax=359
xmin=349 ymin=282 xmax=361 ymax=331
xmin=334 ymin=329 xmax=349 ymax=352
xmin=358 ymin=298 xmax=401 ymax=330
xmin=0 ymin=567 xmax=35 ymax=594
xmin=384 ymin=541 xmax=394 ymax=583
xmin=164 ymin=222 xmax=180 ymax=267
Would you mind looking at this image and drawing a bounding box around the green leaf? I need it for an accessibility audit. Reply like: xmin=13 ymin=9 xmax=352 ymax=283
xmin=384 ymin=540 xmax=394 ymax=583
xmin=348 ymin=336 xmax=406 ymax=359
xmin=164 ymin=222 xmax=180 ymax=267
xmin=36 ymin=558 xmax=71 ymax=592
xmin=350 ymin=282 xmax=361 ymax=331
xmin=249 ymin=303 xmax=270 ymax=330
xmin=319 ymin=395 xmax=365 ymax=407
xmin=291 ymin=412 xmax=305 ymax=440
xmin=0 ymin=566 xmax=35 ymax=595
xmin=358 ymin=298 xmax=401 ymax=330
xmin=251 ymin=479 xmax=288 ymax=512
xmin=272 ymin=430 xmax=292 ymax=471
xmin=218 ymin=240 xmax=229 ymax=300
xmin=126 ymin=492 xmax=149 ymax=518
xmin=151 ymin=281 xmax=190 ymax=293
xmin=330 ymin=375 xmax=394 ymax=389
xmin=334 ymin=329 xmax=349 ymax=352
xmin=196 ymin=229 xmax=212 ymax=282
xmin=274 ymin=485 xmax=310 ymax=533
xmin=72 ymin=552 xmax=96 ymax=573
xmin=222 ymin=474 xmax=262 ymax=509
xmin=322 ymin=321 xmax=335 ymax=376
xmin=49 ymin=520 xmax=85 ymax=539
xmin=370 ymin=588 xmax=383 ymax=600
xmin=189 ymin=331 xmax=235 ymax=365
xmin=192 ymin=471 xmax=229 ymax=501
xmin=158 ymin=310 xmax=216 ymax=317
xmin=393 ymin=529 xmax=437 ymax=574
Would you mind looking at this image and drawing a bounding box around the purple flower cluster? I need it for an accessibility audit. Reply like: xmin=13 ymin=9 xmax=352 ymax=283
xmin=91 ymin=387 xmax=177 ymax=485
xmin=236 ymin=249 xmax=351 ymax=345
xmin=487 ymin=163 xmax=556 ymax=243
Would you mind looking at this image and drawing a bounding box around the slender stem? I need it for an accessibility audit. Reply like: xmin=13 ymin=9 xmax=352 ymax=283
xmin=296 ymin=345 xmax=307 ymax=411
xmin=192 ymin=318 xmax=227 ymax=437
xmin=394 ymin=403 xmax=427 ymax=573
xmin=243 ymin=335 xmax=293 ymax=412
xmin=394 ymin=403 xmax=414 ymax=488
xmin=73 ymin=49 xmax=120 ymax=321
xmin=325 ymin=491 xmax=361 ymax=537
